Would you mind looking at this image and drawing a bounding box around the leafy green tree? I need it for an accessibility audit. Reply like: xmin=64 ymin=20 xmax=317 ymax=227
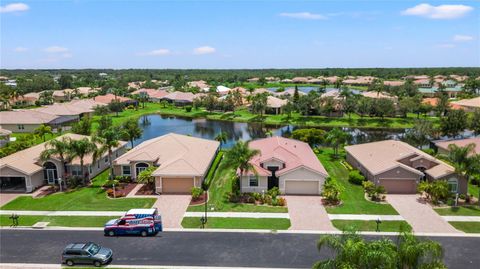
xmin=223 ymin=141 xmax=260 ymax=192
xmin=40 ymin=137 xmax=73 ymax=183
xmin=121 ymin=118 xmax=143 ymax=148
xmin=97 ymin=115 xmax=113 ymax=132
xmin=293 ymin=86 xmax=300 ymax=107
xmin=94 ymin=127 xmax=121 ymax=179
xmin=69 ymin=137 xmax=97 ymax=184
xmin=137 ymin=166 xmax=157 ymax=187
xmin=321 ymin=177 xmax=342 ymax=204
xmin=326 ymin=128 xmax=351 ymax=157
xmin=373 ymin=98 xmax=395 ymax=118
xmin=403 ymin=120 xmax=436 ymax=148
xmin=398 ymin=96 xmax=421 ymax=118
xmin=435 ymin=93 xmax=449 ymax=117
xmin=356 ymin=97 xmax=372 ymax=117
xmin=282 ymin=101 xmax=295 ymax=120
xmin=440 ymin=109 xmax=468 ymax=138
xmin=291 ymin=128 xmax=326 ymax=147
xmin=343 ymin=96 xmax=357 ymax=119
xmin=94 ymin=105 xmax=111 ymax=116
xmin=58 ymin=74 xmax=73 ymax=89
xmin=470 ymin=109 xmax=480 ymax=136
xmin=204 ymin=93 xmax=218 ymax=112
xmin=108 ymin=100 xmax=124 ymax=116
xmin=71 ymin=117 xmax=92 ymax=135
xmin=34 ymin=124 xmax=53 ymax=142
xmin=251 ymin=93 xmax=268 ymax=117
xmin=215 ymin=131 xmax=228 ymax=149
xmin=160 ymin=100 xmax=169 ymax=108
xmin=39 ymin=90 xmax=54 ymax=105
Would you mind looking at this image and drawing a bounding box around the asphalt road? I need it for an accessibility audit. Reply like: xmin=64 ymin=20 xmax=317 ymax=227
xmin=0 ymin=230 xmax=479 ymax=268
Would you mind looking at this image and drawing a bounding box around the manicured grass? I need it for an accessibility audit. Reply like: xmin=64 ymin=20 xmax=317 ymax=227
xmin=181 ymin=217 xmax=291 ymax=230
xmin=469 ymin=182 xmax=479 ymax=199
xmin=449 ymin=222 xmax=480 ymax=233
xmin=332 ymin=220 xmax=412 ymax=232
xmin=0 ymin=215 xmax=116 ymax=227
xmin=204 ymin=151 xmax=224 ymax=186
xmin=317 ymin=149 xmax=398 ymax=215
xmin=188 ymin=159 xmax=288 ymax=213
xmin=434 ymin=206 xmax=480 ymax=216
xmin=1 ymin=171 xmax=156 ymax=211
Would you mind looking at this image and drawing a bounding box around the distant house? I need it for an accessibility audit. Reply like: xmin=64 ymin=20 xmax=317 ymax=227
xmin=0 ymin=133 xmax=127 ymax=193
xmin=418 ymin=86 xmax=463 ymax=98
xmin=342 ymin=76 xmax=376 ymax=86
xmin=113 ymin=133 xmax=219 ymax=194
xmin=450 ymin=97 xmax=480 ymax=112
xmin=53 ymin=89 xmax=74 ymax=102
xmin=435 ymin=138 xmax=480 ymax=156
xmin=291 ymin=77 xmax=309 ymax=84
xmin=239 ymin=137 xmax=329 ymax=195
xmin=384 ymin=80 xmax=405 ymax=87
xmin=131 ymin=88 xmax=169 ymax=102
xmin=266 ymin=96 xmax=287 ymax=114
xmin=0 ymin=110 xmax=63 ymax=133
xmin=345 ymin=140 xmax=467 ymax=194
xmin=216 ymin=85 xmax=232 ymax=95
xmin=33 ymin=99 xmax=106 ymax=122
xmin=361 ymin=91 xmax=396 ymax=100
xmin=94 ymin=94 xmax=136 ymax=106
xmin=187 ymin=80 xmax=210 ymax=91
xmin=161 ymin=91 xmax=195 ymax=105
xmin=247 ymin=77 xmax=260 ymax=83
xmin=414 ymin=79 xmax=432 ymax=88
xmin=0 ymin=128 xmax=12 ymax=148
xmin=274 ymin=88 xmax=306 ymax=98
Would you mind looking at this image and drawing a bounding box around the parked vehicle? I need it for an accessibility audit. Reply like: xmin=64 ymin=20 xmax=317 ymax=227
xmin=104 ymin=208 xmax=162 ymax=237
xmin=62 ymin=242 xmax=112 ymax=267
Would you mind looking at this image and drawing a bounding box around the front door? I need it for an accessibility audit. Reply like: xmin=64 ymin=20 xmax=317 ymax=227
xmin=267 ymin=176 xmax=279 ymax=189
xmin=46 ymin=169 xmax=56 ymax=184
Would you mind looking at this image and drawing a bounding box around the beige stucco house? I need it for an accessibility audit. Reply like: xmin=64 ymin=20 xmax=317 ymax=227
xmin=113 ymin=133 xmax=219 ymax=194
xmin=0 ymin=133 xmax=127 ymax=193
xmin=240 ymin=137 xmax=329 ymax=195
xmin=345 ymin=140 xmax=467 ymax=194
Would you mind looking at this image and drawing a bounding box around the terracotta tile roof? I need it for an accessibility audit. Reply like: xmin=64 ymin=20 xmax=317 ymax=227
xmin=267 ymin=96 xmax=288 ymax=108
xmin=422 ymin=98 xmax=438 ymax=106
xmin=131 ymin=88 xmax=169 ymax=99
xmin=162 ymin=91 xmax=195 ymax=103
xmin=451 ymin=97 xmax=480 ymax=109
xmin=114 ymin=133 xmax=219 ymax=177
xmin=361 ymin=91 xmax=396 ymax=99
xmin=435 ymin=138 xmax=480 ymax=155
xmin=384 ymin=80 xmax=405 ymax=87
xmin=245 ymin=136 xmax=328 ymax=177
xmin=33 ymin=99 xmax=105 ymax=116
xmin=345 ymin=140 xmax=454 ymax=179
xmin=94 ymin=94 xmax=133 ymax=104
xmin=0 ymin=110 xmax=60 ymax=124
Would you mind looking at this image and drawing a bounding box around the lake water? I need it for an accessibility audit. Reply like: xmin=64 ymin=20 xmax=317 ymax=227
xmin=133 ymin=114 xmax=407 ymax=148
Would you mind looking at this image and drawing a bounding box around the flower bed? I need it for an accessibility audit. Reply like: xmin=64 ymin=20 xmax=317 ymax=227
xmin=106 ymin=183 xmax=137 ymax=198
xmin=190 ymin=192 xmax=208 ymax=205
xmin=135 ymin=184 xmax=156 ymax=195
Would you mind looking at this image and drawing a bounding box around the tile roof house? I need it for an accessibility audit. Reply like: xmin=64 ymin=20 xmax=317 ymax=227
xmin=266 ymin=96 xmax=288 ymax=114
xmin=240 ymin=137 xmax=328 ymax=195
xmin=0 ymin=110 xmax=64 ymax=133
xmin=435 ymin=138 xmax=480 ymax=156
xmin=131 ymin=88 xmax=169 ymax=101
xmin=361 ymin=91 xmax=396 ymax=100
xmin=113 ymin=133 xmax=220 ymax=194
xmin=345 ymin=140 xmax=467 ymax=194
xmin=33 ymin=99 xmax=105 ymax=119
xmin=0 ymin=133 xmax=127 ymax=192
xmin=161 ymin=91 xmax=195 ymax=105
xmin=450 ymin=97 xmax=480 ymax=112
xmin=93 ymin=94 xmax=136 ymax=105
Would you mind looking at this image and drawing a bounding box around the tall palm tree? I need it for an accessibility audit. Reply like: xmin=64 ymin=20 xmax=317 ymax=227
xmin=94 ymin=128 xmax=121 ymax=180
xmin=222 ymin=141 xmax=260 ymax=192
xmin=40 ymin=137 xmax=73 ymax=185
xmin=326 ymin=128 xmax=351 ymax=157
xmin=397 ymin=232 xmax=445 ymax=269
xmin=215 ymin=132 xmax=228 ymax=149
xmin=69 ymin=137 xmax=97 ymax=184
xmin=34 ymin=124 xmax=53 ymax=142
xmin=121 ymin=118 xmax=143 ymax=148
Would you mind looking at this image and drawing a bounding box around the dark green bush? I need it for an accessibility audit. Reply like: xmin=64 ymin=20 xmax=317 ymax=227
xmin=348 ymin=170 xmax=366 ymax=185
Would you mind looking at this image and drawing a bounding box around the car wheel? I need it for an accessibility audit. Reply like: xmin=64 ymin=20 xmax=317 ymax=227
xmin=108 ymin=230 xmax=115 ymax=236
xmin=66 ymin=260 xmax=74 ymax=266
xmin=93 ymin=260 xmax=102 ymax=267
xmin=141 ymin=230 xmax=148 ymax=237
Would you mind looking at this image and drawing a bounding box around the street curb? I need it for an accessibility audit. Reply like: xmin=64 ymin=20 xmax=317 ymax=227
xmin=0 ymin=263 xmax=300 ymax=269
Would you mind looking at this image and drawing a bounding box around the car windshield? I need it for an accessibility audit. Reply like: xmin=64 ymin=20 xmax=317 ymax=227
xmin=85 ymin=243 xmax=101 ymax=255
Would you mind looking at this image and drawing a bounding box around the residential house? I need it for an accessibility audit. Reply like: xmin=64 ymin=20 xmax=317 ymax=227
xmin=384 ymin=80 xmax=405 ymax=87
xmin=33 ymin=99 xmax=106 ymax=123
xmin=113 ymin=133 xmax=219 ymax=194
xmin=161 ymin=91 xmax=195 ymax=105
xmin=345 ymin=140 xmax=467 ymax=194
xmin=450 ymin=97 xmax=480 ymax=112
xmin=187 ymin=80 xmax=210 ymax=91
xmin=0 ymin=133 xmax=127 ymax=193
xmin=266 ymin=96 xmax=287 ymax=115
xmin=247 ymin=77 xmax=260 ymax=83
xmin=239 ymin=136 xmax=329 ymax=195
xmin=216 ymin=85 xmax=232 ymax=95
xmin=0 ymin=110 xmax=64 ymax=133
xmin=131 ymin=88 xmax=169 ymax=102
xmin=273 ymin=88 xmax=306 ymax=98
xmin=93 ymin=94 xmax=136 ymax=106
xmin=52 ymin=89 xmax=74 ymax=102
xmin=435 ymin=138 xmax=480 ymax=156
xmin=342 ymin=76 xmax=376 ymax=86
xmin=361 ymin=91 xmax=396 ymax=100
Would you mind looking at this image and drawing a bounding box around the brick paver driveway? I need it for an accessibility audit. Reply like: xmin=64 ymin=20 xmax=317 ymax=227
xmin=0 ymin=193 xmax=24 ymax=207
xmin=286 ymin=196 xmax=337 ymax=231
xmin=386 ymin=194 xmax=461 ymax=234
xmin=153 ymin=195 xmax=191 ymax=229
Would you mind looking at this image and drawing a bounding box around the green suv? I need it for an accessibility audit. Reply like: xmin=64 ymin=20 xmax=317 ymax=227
xmin=62 ymin=242 xmax=113 ymax=267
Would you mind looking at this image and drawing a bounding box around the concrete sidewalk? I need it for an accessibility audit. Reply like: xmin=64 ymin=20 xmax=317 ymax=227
xmin=0 ymin=210 xmax=124 ymax=216
xmin=442 ymin=216 xmax=480 ymax=222
xmin=328 ymin=214 xmax=404 ymax=221
xmin=184 ymin=212 xmax=290 ymax=219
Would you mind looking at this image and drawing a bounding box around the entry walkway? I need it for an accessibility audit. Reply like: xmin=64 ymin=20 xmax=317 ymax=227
xmin=387 ymin=194 xmax=462 ymax=233
xmin=285 ymin=196 xmax=337 ymax=231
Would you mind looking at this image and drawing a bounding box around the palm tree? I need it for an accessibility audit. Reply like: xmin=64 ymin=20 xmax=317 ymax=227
xmin=94 ymin=128 xmax=120 ymax=180
xmin=223 ymin=141 xmax=260 ymax=192
xmin=121 ymin=118 xmax=143 ymax=148
xmin=326 ymin=128 xmax=351 ymax=157
xmin=34 ymin=124 xmax=53 ymax=142
xmin=69 ymin=137 xmax=97 ymax=184
xmin=40 ymin=137 xmax=73 ymax=186
xmin=397 ymin=232 xmax=445 ymax=269
xmin=215 ymin=131 xmax=228 ymax=149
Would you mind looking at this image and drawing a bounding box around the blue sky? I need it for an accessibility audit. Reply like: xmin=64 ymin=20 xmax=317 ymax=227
xmin=1 ymin=0 xmax=478 ymax=69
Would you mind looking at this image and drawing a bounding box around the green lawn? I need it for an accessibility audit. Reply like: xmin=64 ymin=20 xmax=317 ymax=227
xmin=434 ymin=206 xmax=480 ymax=216
xmin=317 ymin=149 xmax=398 ymax=215
xmin=331 ymin=220 xmax=412 ymax=232
xmin=188 ymin=159 xmax=288 ymax=213
xmin=0 ymin=215 xmax=116 ymax=227
xmin=469 ymin=182 xmax=479 ymax=199
xmin=1 ymin=171 xmax=156 ymax=211
xmin=449 ymin=222 xmax=480 ymax=233
xmin=181 ymin=217 xmax=291 ymax=230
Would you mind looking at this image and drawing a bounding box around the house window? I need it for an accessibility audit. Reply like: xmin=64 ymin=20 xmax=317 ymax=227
xmin=71 ymin=166 xmax=82 ymax=177
xmin=17 ymin=124 xmax=24 ymax=130
xmin=447 ymin=178 xmax=458 ymax=193
xmin=104 ymin=156 xmax=109 ymax=164
xmin=122 ymin=165 xmax=131 ymax=176
xmin=249 ymin=175 xmax=258 ymax=187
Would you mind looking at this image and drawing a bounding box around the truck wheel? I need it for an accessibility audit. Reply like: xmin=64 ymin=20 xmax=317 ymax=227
xmin=108 ymin=230 xmax=115 ymax=236
xmin=141 ymin=230 xmax=148 ymax=237
xmin=66 ymin=260 xmax=74 ymax=266
xmin=93 ymin=260 xmax=102 ymax=267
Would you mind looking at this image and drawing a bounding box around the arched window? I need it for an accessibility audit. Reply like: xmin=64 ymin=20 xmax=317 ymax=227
xmin=135 ymin=162 xmax=149 ymax=177
xmin=43 ymin=162 xmax=58 ymax=184
xmin=447 ymin=178 xmax=458 ymax=193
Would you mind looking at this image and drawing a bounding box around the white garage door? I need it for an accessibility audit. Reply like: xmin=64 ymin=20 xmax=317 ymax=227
xmin=285 ymin=181 xmax=319 ymax=195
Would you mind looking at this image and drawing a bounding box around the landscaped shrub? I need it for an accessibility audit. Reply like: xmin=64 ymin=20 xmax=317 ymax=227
xmin=459 ymin=194 xmax=466 ymax=200
xmin=115 ymin=176 xmax=132 ymax=183
xmin=418 ymin=180 xmax=449 ymax=204
xmin=127 ymin=105 xmax=135 ymax=110
xmin=322 ymin=177 xmax=342 ymax=205
xmin=231 ymin=176 xmax=240 ymax=195
xmin=67 ymin=176 xmax=83 ymax=188
xmin=267 ymin=187 xmax=280 ymax=200
xmin=251 ymin=192 xmax=262 ymax=201
xmin=276 ymin=197 xmax=286 ymax=206
xmin=348 ymin=170 xmax=365 ymax=185
xmin=103 ymin=179 xmax=120 ymax=188
xmin=362 ymin=181 xmax=386 ymax=202
xmin=185 ymin=105 xmax=192 ymax=112
xmin=191 ymin=187 xmax=204 ymax=200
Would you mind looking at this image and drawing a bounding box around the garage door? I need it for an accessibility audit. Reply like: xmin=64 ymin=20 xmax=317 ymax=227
xmin=380 ymin=179 xmax=416 ymax=194
xmin=285 ymin=181 xmax=319 ymax=195
xmin=162 ymin=177 xmax=194 ymax=194
xmin=0 ymin=177 xmax=26 ymax=193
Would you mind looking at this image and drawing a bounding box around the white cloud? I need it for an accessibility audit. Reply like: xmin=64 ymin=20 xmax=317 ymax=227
xmin=279 ymin=12 xmax=327 ymax=20
xmin=14 ymin=47 xmax=28 ymax=52
xmin=401 ymin=4 xmax=473 ymax=19
xmin=193 ymin=46 xmax=216 ymax=55
xmin=436 ymin=43 xmax=455 ymax=49
xmin=453 ymin=34 xmax=474 ymax=42
xmin=62 ymin=53 xmax=72 ymax=58
xmin=44 ymin=46 xmax=69 ymax=53
xmin=0 ymin=3 xmax=29 ymax=13
xmin=143 ymin=48 xmax=171 ymax=56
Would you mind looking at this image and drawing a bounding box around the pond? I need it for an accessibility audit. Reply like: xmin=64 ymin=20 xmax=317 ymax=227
xmin=133 ymin=114 xmax=407 ymax=148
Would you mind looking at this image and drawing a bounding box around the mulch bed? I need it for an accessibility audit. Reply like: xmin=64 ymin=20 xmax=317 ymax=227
xmin=190 ymin=192 xmax=207 ymax=205
xmin=107 ymin=183 xmax=137 ymax=198
xmin=135 ymin=184 xmax=156 ymax=195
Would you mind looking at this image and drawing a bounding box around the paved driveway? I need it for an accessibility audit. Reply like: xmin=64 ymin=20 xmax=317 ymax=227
xmin=153 ymin=195 xmax=191 ymax=229
xmin=386 ymin=194 xmax=461 ymax=234
xmin=286 ymin=196 xmax=337 ymax=231
xmin=0 ymin=193 xmax=24 ymax=207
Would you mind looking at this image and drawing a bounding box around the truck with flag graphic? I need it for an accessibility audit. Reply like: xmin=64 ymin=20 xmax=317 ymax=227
xmin=104 ymin=209 xmax=162 ymax=237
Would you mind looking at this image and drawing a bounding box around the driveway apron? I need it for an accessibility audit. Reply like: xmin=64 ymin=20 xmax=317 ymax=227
xmin=153 ymin=195 xmax=191 ymax=229
xmin=286 ymin=195 xmax=337 ymax=231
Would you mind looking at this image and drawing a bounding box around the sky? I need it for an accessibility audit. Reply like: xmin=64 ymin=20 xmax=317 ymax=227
xmin=0 ymin=0 xmax=479 ymax=69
